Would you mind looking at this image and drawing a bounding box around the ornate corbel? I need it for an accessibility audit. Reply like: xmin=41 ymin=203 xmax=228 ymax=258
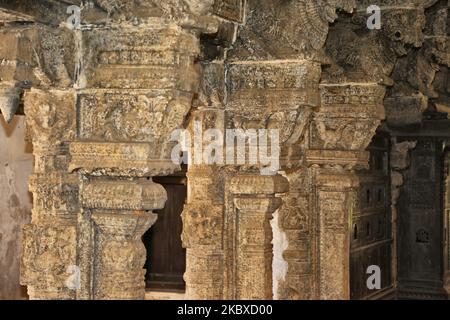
xmin=385 ymin=1 xmax=449 ymax=127
xmin=0 ymin=85 xmax=20 ymax=123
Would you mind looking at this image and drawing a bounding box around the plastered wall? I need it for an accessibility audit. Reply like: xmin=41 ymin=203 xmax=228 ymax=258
xmin=0 ymin=115 xmax=33 ymax=299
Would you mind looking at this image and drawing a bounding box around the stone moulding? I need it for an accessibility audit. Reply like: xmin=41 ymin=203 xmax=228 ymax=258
xmin=79 ymin=24 xmax=201 ymax=90
xmin=81 ymin=180 xmax=168 ymax=211
xmin=68 ymin=142 xmax=180 ymax=177
xmin=306 ymin=150 xmax=370 ymax=170
xmin=229 ymin=174 xmax=289 ymax=195
xmin=227 ymin=61 xmax=321 ymax=111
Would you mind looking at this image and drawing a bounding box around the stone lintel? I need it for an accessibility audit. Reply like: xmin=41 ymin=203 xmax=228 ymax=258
xmin=306 ymin=150 xmax=370 ymax=170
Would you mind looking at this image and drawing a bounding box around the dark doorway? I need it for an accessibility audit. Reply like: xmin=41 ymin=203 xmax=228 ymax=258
xmin=143 ymin=169 xmax=187 ymax=292
xmin=397 ymin=138 xmax=447 ymax=299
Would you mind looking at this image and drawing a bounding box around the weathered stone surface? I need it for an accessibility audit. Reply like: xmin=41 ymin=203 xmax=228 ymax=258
xmin=17 ymin=3 xmax=210 ymax=299
xmin=81 ymin=180 xmax=167 ymax=211
xmin=0 ymin=0 xmax=446 ymax=301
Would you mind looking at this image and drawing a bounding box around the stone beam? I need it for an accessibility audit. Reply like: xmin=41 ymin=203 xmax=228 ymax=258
xmin=0 ymin=0 xmax=73 ymax=25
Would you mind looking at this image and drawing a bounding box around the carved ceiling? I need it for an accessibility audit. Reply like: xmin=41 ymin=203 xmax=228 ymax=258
xmin=0 ymin=0 xmax=449 ymax=127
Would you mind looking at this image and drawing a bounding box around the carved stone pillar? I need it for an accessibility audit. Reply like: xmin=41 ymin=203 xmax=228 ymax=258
xmin=276 ymin=169 xmax=315 ymax=300
xmin=21 ymin=17 xmax=204 ymax=299
xmin=183 ymin=165 xmax=225 ymax=300
xmin=228 ymin=174 xmax=288 ymax=300
xmin=68 ymin=22 xmax=200 ymax=300
xmin=306 ymin=83 xmax=386 ymax=299
xmin=21 ymin=89 xmax=78 ymax=300
xmin=309 ymin=163 xmax=363 ymax=300
xmin=81 ymin=180 xmax=166 ymax=299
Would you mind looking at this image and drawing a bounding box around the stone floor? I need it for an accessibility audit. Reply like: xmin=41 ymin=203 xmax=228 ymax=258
xmin=145 ymin=291 xmax=186 ymax=300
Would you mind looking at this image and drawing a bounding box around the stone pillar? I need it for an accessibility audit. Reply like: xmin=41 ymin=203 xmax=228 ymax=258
xmin=183 ymin=166 xmax=225 ymax=300
xmin=229 ymin=174 xmax=288 ymax=300
xmin=307 ymin=161 xmax=363 ymax=300
xmin=21 ymin=18 xmax=204 ymax=299
xmin=306 ymin=83 xmax=386 ymax=299
xmin=276 ymin=169 xmax=315 ymax=300
xmin=390 ymin=140 xmax=417 ymax=290
xmin=68 ymin=22 xmax=200 ymax=300
xmin=21 ymin=89 xmax=79 ymax=300
xmin=81 ymin=180 xmax=166 ymax=299
xmin=180 ymin=1 xmax=244 ymax=300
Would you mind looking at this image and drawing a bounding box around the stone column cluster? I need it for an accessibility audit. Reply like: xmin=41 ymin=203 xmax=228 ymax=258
xmin=0 ymin=0 xmax=444 ymax=300
xmin=20 ymin=10 xmax=208 ymax=299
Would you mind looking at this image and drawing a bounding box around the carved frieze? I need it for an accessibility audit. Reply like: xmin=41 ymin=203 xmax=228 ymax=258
xmin=182 ymin=203 xmax=223 ymax=247
xmin=29 ymin=173 xmax=80 ymax=219
xmin=227 ymin=62 xmax=321 ymax=112
xmin=25 ymin=89 xmax=76 ymax=152
xmin=77 ymin=90 xmax=192 ymax=143
xmin=21 ymin=224 xmax=77 ymax=299
xmin=80 ymin=26 xmax=200 ymax=90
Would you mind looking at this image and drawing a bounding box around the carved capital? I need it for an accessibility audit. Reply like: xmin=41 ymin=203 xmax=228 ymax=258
xmin=24 ymin=89 xmax=76 ymax=157
xmin=69 ymin=142 xmax=179 ymax=177
xmin=309 ymin=84 xmax=386 ymax=167
xmin=229 ymin=174 xmax=289 ymax=195
xmin=81 ymin=180 xmax=167 ymax=211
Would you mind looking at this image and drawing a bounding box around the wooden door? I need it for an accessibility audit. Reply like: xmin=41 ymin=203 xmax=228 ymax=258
xmin=351 ymin=133 xmax=393 ymax=299
xmin=143 ymin=173 xmax=187 ymax=292
xmin=397 ymin=139 xmax=446 ymax=299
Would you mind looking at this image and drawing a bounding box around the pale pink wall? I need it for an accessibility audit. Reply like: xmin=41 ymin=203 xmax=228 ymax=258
xmin=0 ymin=115 xmax=33 ymax=300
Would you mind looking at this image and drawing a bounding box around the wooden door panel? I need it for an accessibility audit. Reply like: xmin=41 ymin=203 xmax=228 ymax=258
xmin=397 ymin=139 xmax=445 ymax=298
xmin=143 ymin=175 xmax=187 ymax=291
xmin=351 ymin=134 xmax=393 ymax=299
